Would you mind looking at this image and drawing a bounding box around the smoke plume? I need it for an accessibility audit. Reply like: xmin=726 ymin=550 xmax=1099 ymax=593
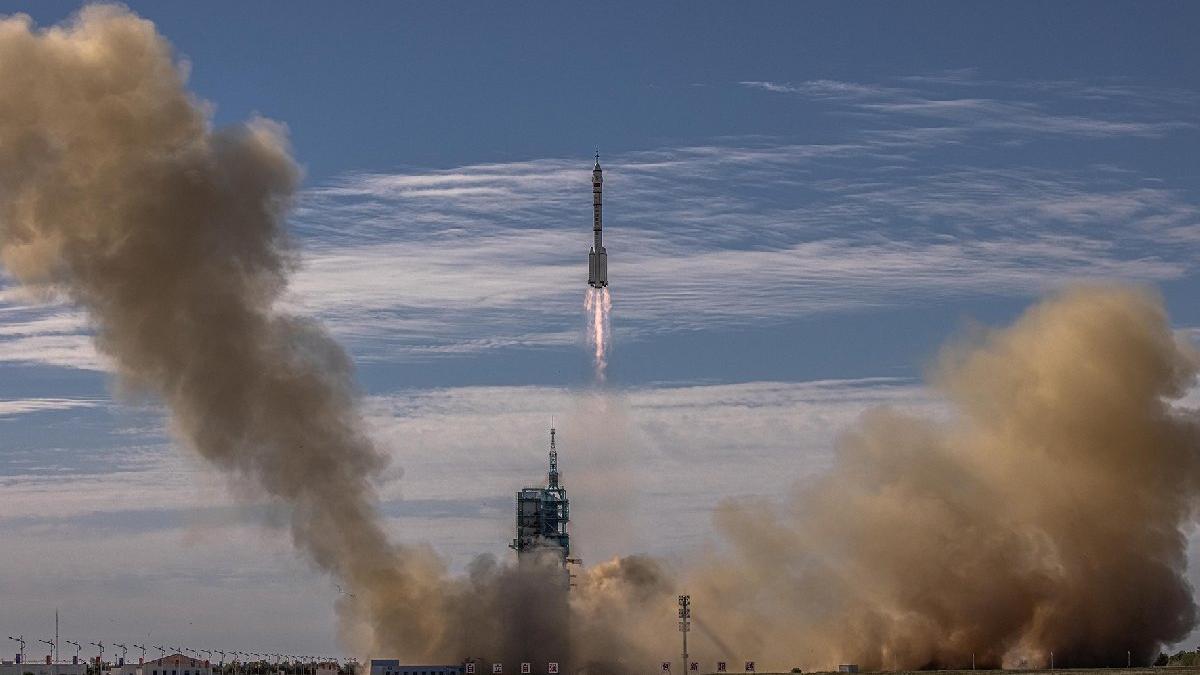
xmin=684 ymin=286 xmax=1200 ymax=670
xmin=0 ymin=4 xmax=453 ymax=658
xmin=0 ymin=6 xmax=663 ymax=667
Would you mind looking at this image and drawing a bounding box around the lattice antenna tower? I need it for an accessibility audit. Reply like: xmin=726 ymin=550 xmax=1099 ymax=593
xmin=548 ymin=427 xmax=559 ymax=488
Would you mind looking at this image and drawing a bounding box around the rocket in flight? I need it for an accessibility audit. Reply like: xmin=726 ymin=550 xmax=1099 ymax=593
xmin=587 ymin=154 xmax=608 ymax=288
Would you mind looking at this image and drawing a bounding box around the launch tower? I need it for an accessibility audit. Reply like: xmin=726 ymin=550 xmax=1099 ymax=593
xmin=510 ymin=428 xmax=571 ymax=568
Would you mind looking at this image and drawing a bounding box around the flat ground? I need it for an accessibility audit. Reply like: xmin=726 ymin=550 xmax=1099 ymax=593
xmin=787 ymin=662 xmax=1200 ymax=667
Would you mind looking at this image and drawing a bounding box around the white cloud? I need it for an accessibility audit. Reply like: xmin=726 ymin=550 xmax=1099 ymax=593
xmin=4 ymin=77 xmax=1196 ymax=369
xmin=0 ymin=376 xmax=936 ymax=650
xmin=278 ymin=141 xmax=1199 ymax=362
xmin=0 ymin=398 xmax=101 ymax=416
xmin=740 ymin=76 xmax=1197 ymax=138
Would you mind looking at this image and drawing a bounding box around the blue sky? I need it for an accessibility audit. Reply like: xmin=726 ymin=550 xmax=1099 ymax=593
xmin=1 ymin=0 xmax=1199 ymax=658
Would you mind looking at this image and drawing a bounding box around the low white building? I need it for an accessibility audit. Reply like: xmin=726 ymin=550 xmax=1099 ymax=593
xmin=107 ymin=662 xmax=143 ymax=675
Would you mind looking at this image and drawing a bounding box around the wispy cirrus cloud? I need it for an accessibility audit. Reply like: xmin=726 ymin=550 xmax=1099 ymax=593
xmin=0 ymin=397 xmax=101 ymax=416
xmin=740 ymin=79 xmax=906 ymax=99
xmin=278 ymin=136 xmax=1197 ymax=361
xmin=740 ymin=73 xmax=1196 ymax=138
xmin=3 ymin=76 xmax=1196 ymax=370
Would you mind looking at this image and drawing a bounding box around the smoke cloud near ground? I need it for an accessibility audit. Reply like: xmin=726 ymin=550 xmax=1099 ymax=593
xmin=684 ymin=286 xmax=1200 ymax=671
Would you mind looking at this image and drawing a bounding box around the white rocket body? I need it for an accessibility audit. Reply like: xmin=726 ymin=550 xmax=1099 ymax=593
xmin=588 ymin=158 xmax=607 ymax=288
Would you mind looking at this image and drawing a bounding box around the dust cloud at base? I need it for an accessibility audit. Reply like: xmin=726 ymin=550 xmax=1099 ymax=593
xmin=676 ymin=286 xmax=1200 ymax=671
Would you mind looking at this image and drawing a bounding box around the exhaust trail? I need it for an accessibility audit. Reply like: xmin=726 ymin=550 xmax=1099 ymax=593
xmin=585 ymin=286 xmax=612 ymax=381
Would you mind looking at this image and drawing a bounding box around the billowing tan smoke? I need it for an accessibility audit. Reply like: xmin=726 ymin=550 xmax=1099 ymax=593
xmin=685 ymin=286 xmax=1200 ymax=671
xmin=0 ymin=4 xmax=452 ymax=657
xmin=0 ymin=6 xmax=662 ymax=666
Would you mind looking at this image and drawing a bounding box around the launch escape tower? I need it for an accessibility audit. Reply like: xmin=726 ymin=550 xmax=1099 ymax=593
xmin=510 ymin=429 xmax=572 ymax=569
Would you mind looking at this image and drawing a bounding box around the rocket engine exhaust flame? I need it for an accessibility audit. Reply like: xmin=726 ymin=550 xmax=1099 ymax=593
xmin=585 ymin=286 xmax=612 ymax=381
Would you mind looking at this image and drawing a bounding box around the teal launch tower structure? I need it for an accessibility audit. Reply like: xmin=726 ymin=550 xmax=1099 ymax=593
xmin=510 ymin=428 xmax=571 ymax=568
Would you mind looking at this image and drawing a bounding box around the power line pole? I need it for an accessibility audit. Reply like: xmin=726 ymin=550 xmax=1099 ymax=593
xmin=678 ymin=595 xmax=691 ymax=675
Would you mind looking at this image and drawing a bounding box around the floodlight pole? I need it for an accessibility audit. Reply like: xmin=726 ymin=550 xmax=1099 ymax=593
xmin=678 ymin=595 xmax=691 ymax=675
xmin=40 ymin=641 xmax=55 ymax=659
xmin=8 ymin=636 xmax=26 ymax=665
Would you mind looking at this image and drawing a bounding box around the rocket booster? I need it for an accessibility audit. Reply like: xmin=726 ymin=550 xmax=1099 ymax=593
xmin=588 ymin=155 xmax=608 ymax=288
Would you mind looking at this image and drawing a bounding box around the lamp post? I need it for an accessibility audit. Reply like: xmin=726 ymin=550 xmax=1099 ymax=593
xmin=8 ymin=636 xmax=26 ymax=665
xmin=90 ymin=641 xmax=105 ymax=675
xmin=133 ymin=645 xmax=147 ymax=664
xmin=67 ymin=641 xmax=82 ymax=664
xmin=677 ymin=595 xmax=691 ymax=675
xmin=40 ymin=640 xmax=56 ymax=664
